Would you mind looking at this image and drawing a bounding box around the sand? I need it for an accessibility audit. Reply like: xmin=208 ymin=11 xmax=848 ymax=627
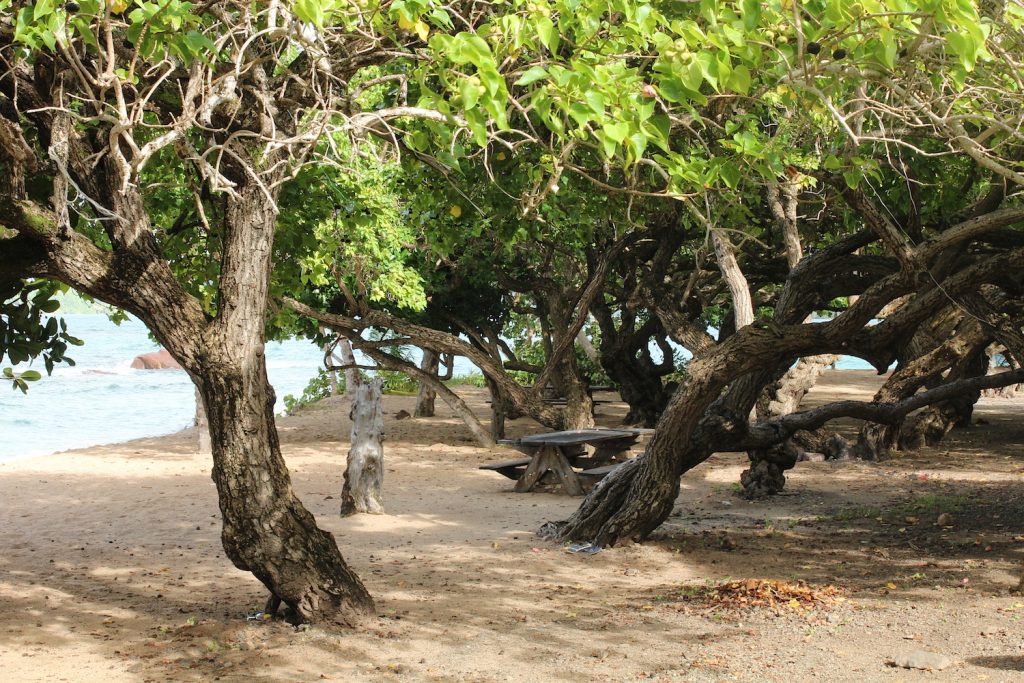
xmin=1 ymin=370 xmax=1023 ymax=682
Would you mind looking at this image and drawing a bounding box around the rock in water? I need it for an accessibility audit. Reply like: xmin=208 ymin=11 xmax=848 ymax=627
xmin=130 ymin=348 xmax=182 ymax=370
xmin=889 ymin=650 xmax=954 ymax=671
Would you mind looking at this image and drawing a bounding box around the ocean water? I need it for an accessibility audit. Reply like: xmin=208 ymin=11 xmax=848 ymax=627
xmin=0 ymin=314 xmax=328 ymax=462
xmin=0 ymin=313 xmax=876 ymax=463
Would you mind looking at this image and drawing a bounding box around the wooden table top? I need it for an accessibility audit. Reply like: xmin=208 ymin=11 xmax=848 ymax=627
xmin=500 ymin=428 xmax=641 ymax=447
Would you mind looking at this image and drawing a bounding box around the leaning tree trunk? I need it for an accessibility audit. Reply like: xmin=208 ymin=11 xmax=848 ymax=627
xmin=196 ymin=355 xmax=373 ymax=625
xmin=856 ymin=316 xmax=988 ymax=459
xmin=341 ymin=378 xmax=385 ymax=516
xmin=193 ymin=182 xmax=374 ymax=625
xmin=414 ymin=349 xmax=439 ymax=417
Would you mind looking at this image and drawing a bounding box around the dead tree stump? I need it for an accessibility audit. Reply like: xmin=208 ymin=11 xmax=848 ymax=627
xmin=194 ymin=386 xmax=211 ymax=455
xmin=340 ymin=378 xmax=385 ymax=516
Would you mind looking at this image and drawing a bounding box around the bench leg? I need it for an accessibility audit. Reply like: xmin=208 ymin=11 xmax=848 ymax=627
xmin=514 ymin=447 xmax=547 ymax=492
xmin=549 ymin=448 xmax=585 ymax=496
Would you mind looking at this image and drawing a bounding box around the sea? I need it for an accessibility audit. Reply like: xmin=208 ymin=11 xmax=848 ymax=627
xmin=0 ymin=314 xmax=338 ymax=462
xmin=0 ymin=313 xmax=874 ymax=463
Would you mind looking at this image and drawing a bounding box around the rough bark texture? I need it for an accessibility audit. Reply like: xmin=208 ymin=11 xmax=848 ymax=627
xmin=742 ymin=354 xmax=838 ymax=498
xmin=0 ymin=179 xmax=375 ymax=624
xmin=552 ymin=232 xmax=1024 ymax=546
xmin=341 ymin=378 xmax=385 ymax=516
xmin=855 ymin=315 xmax=989 ymax=459
xmin=900 ymin=348 xmax=989 ymax=450
xmin=740 ymin=442 xmax=802 ymax=499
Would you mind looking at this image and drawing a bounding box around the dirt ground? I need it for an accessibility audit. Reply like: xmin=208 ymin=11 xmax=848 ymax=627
xmin=1 ymin=369 xmax=1022 ymax=682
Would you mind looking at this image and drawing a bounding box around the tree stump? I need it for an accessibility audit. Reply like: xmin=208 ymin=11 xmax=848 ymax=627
xmin=340 ymin=378 xmax=385 ymax=516
xmin=194 ymin=386 xmax=211 ymax=455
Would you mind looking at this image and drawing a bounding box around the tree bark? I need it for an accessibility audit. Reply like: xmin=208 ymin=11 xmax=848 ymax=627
xmin=196 ymin=354 xmax=374 ymax=624
xmin=741 ymin=354 xmax=839 ymax=498
xmin=712 ymin=229 xmax=754 ymax=330
xmin=336 ymin=336 xmax=361 ymax=400
xmin=551 ymin=242 xmax=1024 ymax=546
xmin=341 ymin=378 xmax=385 ymax=516
xmin=362 ymin=347 xmax=496 ymax=448
xmin=414 ymin=349 xmax=439 ymax=417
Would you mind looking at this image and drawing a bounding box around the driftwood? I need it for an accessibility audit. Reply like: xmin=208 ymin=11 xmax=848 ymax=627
xmin=340 ymin=378 xmax=385 ymax=516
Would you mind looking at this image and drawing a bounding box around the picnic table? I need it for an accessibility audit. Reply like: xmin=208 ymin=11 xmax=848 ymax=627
xmin=481 ymin=428 xmax=648 ymax=496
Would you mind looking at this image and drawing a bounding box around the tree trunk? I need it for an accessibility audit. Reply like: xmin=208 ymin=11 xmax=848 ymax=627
xmin=855 ymin=315 xmax=989 ymax=459
xmin=195 ymin=183 xmax=374 ymax=625
xmin=414 ymin=349 xmax=439 ymax=417
xmin=362 ymin=346 xmax=496 ymax=448
xmin=194 ymin=385 xmax=211 ymax=455
xmin=341 ymin=378 xmax=385 ymax=516
xmin=900 ymin=347 xmax=989 ymax=449
xmin=712 ymin=229 xmax=754 ymax=330
xmin=741 ymin=354 xmax=838 ymax=498
xmin=576 ymin=327 xmax=600 ymax=364
xmin=337 ymin=336 xmax=361 ymax=400
xmin=196 ymin=356 xmax=373 ymax=625
xmin=487 ymin=376 xmax=508 ymax=440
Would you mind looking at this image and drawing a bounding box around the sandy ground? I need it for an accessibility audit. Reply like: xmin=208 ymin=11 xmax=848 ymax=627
xmin=1 ymin=370 xmax=1023 ymax=682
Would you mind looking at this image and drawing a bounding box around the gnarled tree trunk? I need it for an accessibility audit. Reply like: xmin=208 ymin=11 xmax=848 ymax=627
xmin=196 ymin=356 xmax=373 ymax=624
xmin=741 ymin=354 xmax=839 ymax=498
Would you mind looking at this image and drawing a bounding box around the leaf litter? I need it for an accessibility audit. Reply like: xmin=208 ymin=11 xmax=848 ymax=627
xmin=669 ymin=579 xmax=846 ymax=613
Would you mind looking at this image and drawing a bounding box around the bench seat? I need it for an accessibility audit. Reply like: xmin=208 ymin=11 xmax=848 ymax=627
xmin=479 ymin=458 xmax=532 ymax=480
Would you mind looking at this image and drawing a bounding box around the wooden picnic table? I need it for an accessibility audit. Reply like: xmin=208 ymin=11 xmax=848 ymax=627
xmin=481 ymin=428 xmax=648 ymax=496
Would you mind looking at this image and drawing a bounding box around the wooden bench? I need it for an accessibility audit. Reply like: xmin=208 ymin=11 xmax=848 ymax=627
xmin=479 ymin=458 xmax=532 ymax=480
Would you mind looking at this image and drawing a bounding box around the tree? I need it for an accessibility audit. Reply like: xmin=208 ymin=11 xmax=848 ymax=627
xmin=0 ymin=0 xmax=441 ymax=623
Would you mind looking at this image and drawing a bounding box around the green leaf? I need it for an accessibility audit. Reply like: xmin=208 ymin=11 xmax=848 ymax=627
xmin=294 ymin=0 xmax=326 ymax=27
xmin=741 ymin=0 xmax=760 ymax=31
xmin=730 ymin=64 xmax=751 ymax=95
xmin=460 ymin=77 xmax=482 ymax=109
xmin=19 ymin=370 xmax=41 ymax=381
xmin=719 ymin=161 xmax=741 ymax=189
xmin=603 ymin=121 xmax=629 ymax=144
xmin=514 ymin=66 xmax=549 ymax=86
xmin=843 ymin=169 xmax=863 ymax=189
xmin=536 ymin=16 xmax=557 ymax=52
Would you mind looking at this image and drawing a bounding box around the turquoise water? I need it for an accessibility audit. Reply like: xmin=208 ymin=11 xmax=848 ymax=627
xmin=0 ymin=314 xmax=326 ymax=462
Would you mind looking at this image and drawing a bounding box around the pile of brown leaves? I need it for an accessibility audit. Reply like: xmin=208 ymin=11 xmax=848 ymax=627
xmin=678 ymin=579 xmax=845 ymax=611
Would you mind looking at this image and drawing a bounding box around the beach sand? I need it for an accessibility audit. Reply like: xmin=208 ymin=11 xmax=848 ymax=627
xmin=1 ymin=370 xmax=1023 ymax=682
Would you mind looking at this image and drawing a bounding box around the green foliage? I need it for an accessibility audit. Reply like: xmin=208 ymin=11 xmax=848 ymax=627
xmin=445 ymin=372 xmax=488 ymax=388
xmin=10 ymin=0 xmax=214 ymax=65
xmin=283 ymin=368 xmax=341 ymax=415
xmin=376 ymin=369 xmax=419 ymax=395
xmin=0 ymin=279 xmax=83 ymax=393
